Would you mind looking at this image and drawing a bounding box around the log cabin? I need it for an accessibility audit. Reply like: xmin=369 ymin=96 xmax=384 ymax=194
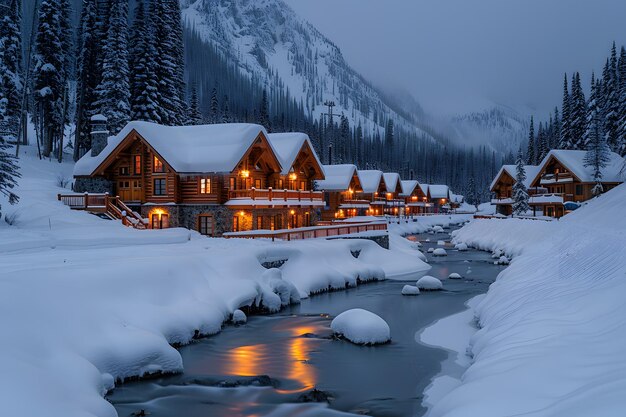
xmin=424 ymin=185 xmax=451 ymax=213
xmin=356 ymin=170 xmax=387 ymax=216
xmin=401 ymin=180 xmax=429 ymax=215
xmin=315 ymin=164 xmax=366 ymax=220
xmin=490 ymin=164 xmax=542 ymax=216
xmin=381 ymin=173 xmax=404 ymax=215
xmin=73 ymin=117 xmax=325 ymax=236
xmin=527 ymin=149 xmax=624 ymax=218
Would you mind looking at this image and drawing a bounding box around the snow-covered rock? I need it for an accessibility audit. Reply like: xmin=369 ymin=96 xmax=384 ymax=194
xmin=495 ymin=256 xmax=510 ymax=265
xmin=232 ymin=309 xmax=247 ymax=324
xmin=417 ymin=276 xmax=443 ymax=291
xmin=330 ymin=309 xmax=391 ymax=345
xmin=432 ymin=226 xmax=444 ymax=233
xmin=428 ymin=248 xmax=435 ymax=253
xmin=433 ymin=248 xmax=448 ymax=257
xmin=437 ymin=240 xmax=446 ymax=246
xmin=402 ymin=285 xmax=421 ymax=296
xmin=455 ymin=243 xmax=469 ymax=251
xmin=448 ymin=273 xmax=463 ymax=280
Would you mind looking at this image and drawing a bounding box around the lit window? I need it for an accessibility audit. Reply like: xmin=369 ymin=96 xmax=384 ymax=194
xmin=153 ymin=156 xmax=164 ymax=173
xmin=200 ymin=177 xmax=211 ymax=194
xmin=134 ymin=155 xmax=142 ymax=175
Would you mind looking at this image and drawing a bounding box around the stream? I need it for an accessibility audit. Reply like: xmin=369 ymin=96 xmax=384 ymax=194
xmin=109 ymin=227 xmax=506 ymax=417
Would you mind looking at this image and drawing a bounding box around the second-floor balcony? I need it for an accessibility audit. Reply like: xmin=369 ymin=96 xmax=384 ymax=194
xmin=227 ymin=188 xmax=325 ymax=208
xmin=541 ymin=172 xmax=574 ymax=184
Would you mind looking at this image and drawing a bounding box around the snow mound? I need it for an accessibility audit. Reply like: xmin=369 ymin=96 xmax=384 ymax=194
xmin=433 ymin=248 xmax=448 ymax=256
xmin=437 ymin=240 xmax=446 ymax=246
xmin=448 ymin=273 xmax=463 ymax=280
xmin=232 ymin=309 xmax=247 ymax=324
xmin=402 ymin=285 xmax=421 ymax=296
xmin=432 ymin=226 xmax=444 ymax=233
xmin=417 ymin=276 xmax=443 ymax=291
xmin=455 ymin=243 xmax=469 ymax=251
xmin=330 ymin=309 xmax=390 ymax=345
xmin=495 ymin=256 xmax=510 ymax=265
xmin=427 ymin=248 xmax=435 ymax=253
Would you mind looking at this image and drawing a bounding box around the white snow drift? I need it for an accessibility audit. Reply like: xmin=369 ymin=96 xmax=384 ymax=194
xmin=417 ymin=276 xmax=443 ymax=291
xmin=330 ymin=308 xmax=391 ymax=345
xmin=402 ymin=285 xmax=421 ymax=296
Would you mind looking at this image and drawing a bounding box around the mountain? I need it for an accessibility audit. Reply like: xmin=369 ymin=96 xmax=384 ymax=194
xmin=448 ymin=105 xmax=529 ymax=155
xmin=181 ymin=0 xmax=433 ymax=141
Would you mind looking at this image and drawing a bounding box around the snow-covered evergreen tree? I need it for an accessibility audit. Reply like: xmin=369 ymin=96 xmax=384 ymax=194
xmin=512 ymin=148 xmax=530 ymax=216
xmin=221 ymin=95 xmax=231 ymax=123
xmin=569 ymin=73 xmax=587 ymax=150
xmin=526 ymin=116 xmax=535 ymax=164
xmin=559 ymin=74 xmax=571 ymax=149
xmin=537 ymin=122 xmax=549 ymax=162
xmin=385 ymin=118 xmax=394 ymax=167
xmin=258 ymin=89 xmax=271 ymax=131
xmin=552 ymin=107 xmax=561 ymax=149
xmin=584 ymin=76 xmax=611 ymax=197
xmin=0 ymin=135 xmax=20 ymax=216
xmin=151 ymin=0 xmax=186 ymax=125
xmin=93 ymin=0 xmax=130 ymax=135
xmin=209 ymin=87 xmax=219 ymax=123
xmin=188 ymin=86 xmax=202 ymax=125
xmin=617 ymin=46 xmax=626 ymax=157
xmin=130 ymin=0 xmax=160 ymax=123
xmin=603 ymin=43 xmax=620 ymax=152
xmin=32 ymin=0 xmax=72 ymax=158
xmin=0 ymin=0 xmax=23 ymax=141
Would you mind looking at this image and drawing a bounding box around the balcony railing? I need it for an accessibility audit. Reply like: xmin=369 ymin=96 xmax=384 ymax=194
xmin=541 ymin=173 xmax=574 ymax=184
xmin=228 ymin=188 xmax=323 ymax=202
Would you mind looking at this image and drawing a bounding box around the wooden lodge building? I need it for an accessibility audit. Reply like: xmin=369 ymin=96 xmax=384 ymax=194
xmin=400 ymin=180 xmax=429 ymax=215
xmin=315 ymin=164 xmax=367 ymax=221
xmin=73 ymin=117 xmax=325 ymax=236
xmin=491 ymin=149 xmax=624 ymax=218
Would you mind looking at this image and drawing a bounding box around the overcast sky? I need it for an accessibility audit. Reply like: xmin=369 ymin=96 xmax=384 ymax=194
xmin=284 ymin=0 xmax=626 ymax=118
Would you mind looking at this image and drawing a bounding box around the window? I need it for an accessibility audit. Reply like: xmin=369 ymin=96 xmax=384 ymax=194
xmin=198 ymin=215 xmax=214 ymax=236
xmin=233 ymin=216 xmax=239 ymax=232
xmin=200 ymin=177 xmax=211 ymax=194
xmin=153 ymin=156 xmax=164 ymax=173
xmin=255 ymin=179 xmax=262 ymax=189
xmin=119 ymin=181 xmax=130 ymax=189
xmin=575 ymin=184 xmax=583 ymax=195
xmin=133 ymin=180 xmax=141 ymax=189
xmin=229 ymin=177 xmax=236 ymax=191
xmin=300 ymin=181 xmax=306 ymax=191
xmin=277 ymin=179 xmax=284 ymax=189
xmin=151 ymin=213 xmax=169 ymax=229
xmin=134 ymin=155 xmax=142 ymax=175
xmin=256 ymin=216 xmax=263 ymax=230
xmin=119 ymin=166 xmax=129 ymax=175
xmin=153 ymin=178 xmax=166 ymax=196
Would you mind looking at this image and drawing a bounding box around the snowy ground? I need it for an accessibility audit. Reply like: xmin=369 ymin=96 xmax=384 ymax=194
xmin=0 ymin=147 xmax=443 ymax=417
xmin=421 ymin=183 xmax=626 ymax=417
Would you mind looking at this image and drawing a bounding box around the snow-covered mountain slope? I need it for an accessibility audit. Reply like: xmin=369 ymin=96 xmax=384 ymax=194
xmin=181 ymin=0 xmax=432 ymax=139
xmin=449 ymin=106 xmax=529 ymax=154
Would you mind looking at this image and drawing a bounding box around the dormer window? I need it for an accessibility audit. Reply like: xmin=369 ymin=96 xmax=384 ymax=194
xmin=153 ymin=156 xmax=164 ymax=173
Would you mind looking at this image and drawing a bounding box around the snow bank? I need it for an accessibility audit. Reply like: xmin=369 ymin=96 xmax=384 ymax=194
xmin=0 ymin=147 xmax=430 ymax=417
xmin=454 ymin=243 xmax=468 ymax=251
xmin=417 ymin=276 xmax=443 ymax=291
xmin=232 ymin=309 xmax=247 ymax=324
xmin=427 ymin=183 xmax=626 ymax=417
xmin=330 ymin=309 xmax=391 ymax=345
xmin=387 ymin=214 xmax=473 ymax=237
xmin=402 ymin=285 xmax=421 ymax=295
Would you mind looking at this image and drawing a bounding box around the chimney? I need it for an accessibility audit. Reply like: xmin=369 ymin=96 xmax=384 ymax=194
xmin=90 ymin=114 xmax=109 ymax=157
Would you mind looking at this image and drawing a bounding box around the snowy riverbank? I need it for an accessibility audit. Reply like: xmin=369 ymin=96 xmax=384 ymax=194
xmin=422 ymin=183 xmax=626 ymax=417
xmin=0 ymin=148 xmax=438 ymax=417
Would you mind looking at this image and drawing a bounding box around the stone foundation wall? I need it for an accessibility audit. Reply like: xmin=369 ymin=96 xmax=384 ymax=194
xmin=73 ymin=177 xmax=113 ymax=194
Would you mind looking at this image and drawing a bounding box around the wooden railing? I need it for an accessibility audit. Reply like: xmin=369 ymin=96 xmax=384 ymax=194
xmin=228 ymin=188 xmax=323 ymax=202
xmin=223 ymin=221 xmax=387 ymax=241
xmin=58 ymin=193 xmax=147 ymax=229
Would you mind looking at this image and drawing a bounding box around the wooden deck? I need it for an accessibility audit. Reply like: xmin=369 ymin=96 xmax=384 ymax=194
xmin=228 ymin=188 xmax=324 ymax=202
xmin=223 ymin=221 xmax=388 ymax=241
xmin=58 ymin=193 xmax=148 ymax=229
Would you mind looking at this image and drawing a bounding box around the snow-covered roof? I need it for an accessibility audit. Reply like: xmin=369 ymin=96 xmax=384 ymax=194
xmin=357 ymin=170 xmax=385 ymax=194
xmin=74 ymin=121 xmax=273 ymax=176
xmin=533 ymin=149 xmax=625 ymax=185
xmin=450 ymin=193 xmax=464 ymax=203
xmin=266 ymin=132 xmax=324 ymax=176
xmin=419 ymin=183 xmax=429 ymax=196
xmin=490 ymin=165 xmax=541 ymax=191
xmin=316 ymin=164 xmax=358 ymax=191
xmin=428 ymin=185 xmax=450 ymax=199
xmin=382 ymin=173 xmax=401 ymax=193
xmin=400 ymin=180 xmax=419 ymax=197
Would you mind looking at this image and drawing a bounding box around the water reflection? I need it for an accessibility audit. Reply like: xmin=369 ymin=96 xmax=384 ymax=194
xmin=226 ymin=344 xmax=270 ymax=378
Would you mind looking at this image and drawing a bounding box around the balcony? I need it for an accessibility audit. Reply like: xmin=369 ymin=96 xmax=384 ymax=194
xmin=226 ymin=188 xmax=325 ymax=208
xmin=540 ymin=173 xmax=573 ymax=185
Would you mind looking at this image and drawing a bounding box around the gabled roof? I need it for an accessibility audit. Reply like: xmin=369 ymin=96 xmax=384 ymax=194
xmin=428 ymin=184 xmax=450 ymax=199
xmin=382 ymin=173 xmax=401 ymax=193
xmin=316 ymin=164 xmax=358 ymax=191
xmin=357 ymin=170 xmax=385 ymax=194
xmin=531 ymin=149 xmax=625 ymax=186
xmin=400 ymin=180 xmax=419 ymax=197
xmin=74 ymin=121 xmax=275 ymax=176
xmin=419 ymin=183 xmax=429 ymax=196
xmin=267 ymin=132 xmax=324 ymax=176
xmin=490 ymin=164 xmax=541 ymax=191
xmin=450 ymin=193 xmax=464 ymax=203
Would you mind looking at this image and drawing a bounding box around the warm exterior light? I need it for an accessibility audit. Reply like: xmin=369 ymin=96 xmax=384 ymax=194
xmin=348 ymin=188 xmax=353 ymax=194
xmin=239 ymin=211 xmax=245 ymax=216
xmin=240 ymin=170 xmax=250 ymax=178
xmin=290 ymin=209 xmax=295 ymax=215
xmin=412 ymin=196 xmax=418 ymax=201
xmin=289 ymin=172 xmax=297 ymax=181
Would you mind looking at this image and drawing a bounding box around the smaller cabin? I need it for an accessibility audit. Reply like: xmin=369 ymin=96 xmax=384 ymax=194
xmin=490 ymin=164 xmax=542 ymax=216
xmin=357 ymin=170 xmax=387 ymax=216
xmin=426 ymin=185 xmax=451 ymax=213
xmin=400 ymin=180 xmax=428 ymax=215
xmin=315 ymin=164 xmax=364 ymax=220
xmin=382 ymin=173 xmax=404 ymax=215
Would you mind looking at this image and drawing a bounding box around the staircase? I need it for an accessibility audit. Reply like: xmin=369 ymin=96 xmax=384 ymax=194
xmin=58 ymin=193 xmax=148 ymax=230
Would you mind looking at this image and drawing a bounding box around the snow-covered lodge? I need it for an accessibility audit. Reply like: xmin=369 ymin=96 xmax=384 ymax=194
xmin=491 ymin=149 xmax=624 ymax=218
xmin=73 ymin=118 xmax=325 ymax=236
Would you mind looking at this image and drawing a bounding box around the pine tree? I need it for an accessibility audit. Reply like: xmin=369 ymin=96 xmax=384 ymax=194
xmin=552 ymin=107 xmax=561 ymax=149
xmin=188 ymin=86 xmax=202 ymax=125
xmin=537 ymin=122 xmax=549 ymax=162
xmin=130 ymin=0 xmax=160 ymax=123
xmin=385 ymin=118 xmax=394 ymax=167
xmin=512 ymin=148 xmax=530 ymax=216
xmin=526 ymin=116 xmax=535 ymax=164
xmin=0 ymin=0 xmax=23 ymax=141
xmin=560 ymin=74 xmax=571 ymax=149
xmin=603 ymin=43 xmax=620 ymax=152
xmin=221 ymin=95 xmax=231 ymax=123
xmin=616 ymin=46 xmax=626 ymax=156
xmin=584 ymin=75 xmax=611 ymax=197
xmin=151 ymin=0 xmax=186 ymax=125
xmin=93 ymin=0 xmax=130 ymax=135
xmin=258 ymin=89 xmax=271 ymax=130
xmin=0 ymin=136 xmax=20 ymax=216
xmin=209 ymin=87 xmax=219 ymax=123
xmin=569 ymin=72 xmax=587 ymax=149
xmin=32 ymin=0 xmax=72 ymax=158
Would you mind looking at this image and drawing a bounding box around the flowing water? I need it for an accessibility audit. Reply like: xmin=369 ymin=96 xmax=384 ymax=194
xmin=109 ymin=227 xmax=506 ymax=417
